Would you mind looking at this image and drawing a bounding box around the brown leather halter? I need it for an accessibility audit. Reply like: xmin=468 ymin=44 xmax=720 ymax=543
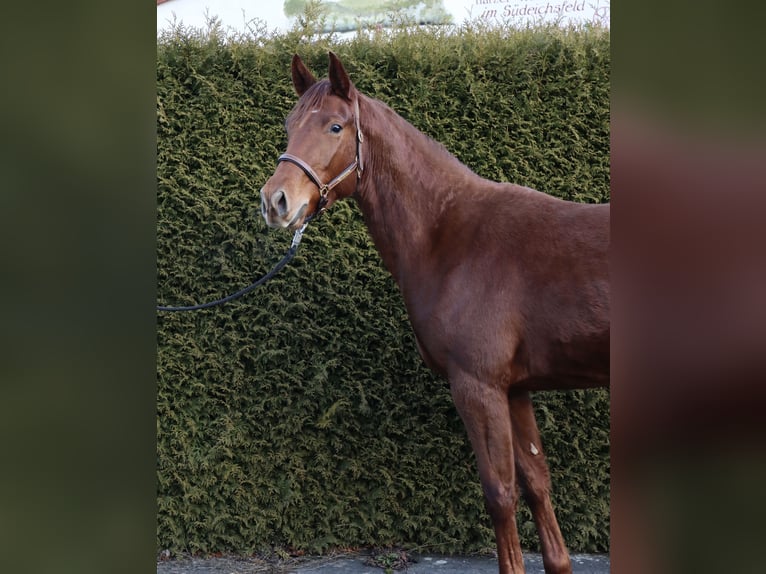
xmin=277 ymin=97 xmax=364 ymax=215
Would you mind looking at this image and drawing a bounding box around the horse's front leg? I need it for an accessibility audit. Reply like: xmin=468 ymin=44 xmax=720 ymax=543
xmin=509 ymin=390 xmax=572 ymax=574
xmin=450 ymin=374 xmax=525 ymax=574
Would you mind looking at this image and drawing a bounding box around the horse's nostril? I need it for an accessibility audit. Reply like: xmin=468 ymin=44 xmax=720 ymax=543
xmin=274 ymin=190 xmax=288 ymax=217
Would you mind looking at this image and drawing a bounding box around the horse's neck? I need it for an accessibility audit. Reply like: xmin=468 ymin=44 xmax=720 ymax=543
xmin=354 ymin=98 xmax=477 ymax=285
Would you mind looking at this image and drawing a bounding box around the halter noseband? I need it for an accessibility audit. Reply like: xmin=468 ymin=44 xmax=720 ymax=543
xmin=277 ymin=97 xmax=364 ymax=216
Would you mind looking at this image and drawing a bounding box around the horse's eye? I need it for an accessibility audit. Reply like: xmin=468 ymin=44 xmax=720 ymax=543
xmin=330 ymin=124 xmax=342 ymax=134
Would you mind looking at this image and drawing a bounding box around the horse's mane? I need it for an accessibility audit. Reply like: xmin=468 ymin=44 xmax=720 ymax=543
xmin=358 ymin=90 xmax=478 ymax=184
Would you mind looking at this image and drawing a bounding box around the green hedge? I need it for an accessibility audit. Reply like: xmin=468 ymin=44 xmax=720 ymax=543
xmin=157 ymin=19 xmax=610 ymax=557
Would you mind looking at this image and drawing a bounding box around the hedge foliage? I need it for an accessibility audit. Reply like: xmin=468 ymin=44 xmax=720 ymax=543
xmin=157 ymin=16 xmax=610 ymax=557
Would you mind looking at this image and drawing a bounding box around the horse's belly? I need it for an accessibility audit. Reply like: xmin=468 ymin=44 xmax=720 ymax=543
xmin=523 ymin=329 xmax=610 ymax=390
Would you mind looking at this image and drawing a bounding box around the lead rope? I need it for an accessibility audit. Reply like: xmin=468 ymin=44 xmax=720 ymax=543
xmin=155 ymin=212 xmax=318 ymax=312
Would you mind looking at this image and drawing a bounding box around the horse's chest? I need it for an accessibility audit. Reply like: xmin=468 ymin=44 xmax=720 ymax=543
xmin=412 ymin=332 xmax=446 ymax=377
xmin=402 ymin=291 xmax=459 ymax=377
xmin=403 ymin=280 xmax=516 ymax=380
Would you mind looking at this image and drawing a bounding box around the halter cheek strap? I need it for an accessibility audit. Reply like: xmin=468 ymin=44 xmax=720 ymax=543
xmin=277 ymin=98 xmax=364 ymax=210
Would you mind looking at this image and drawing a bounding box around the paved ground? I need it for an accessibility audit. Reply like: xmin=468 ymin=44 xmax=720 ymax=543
xmin=157 ymin=552 xmax=610 ymax=573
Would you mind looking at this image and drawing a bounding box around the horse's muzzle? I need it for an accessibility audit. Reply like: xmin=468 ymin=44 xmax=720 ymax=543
xmin=260 ymin=187 xmax=307 ymax=229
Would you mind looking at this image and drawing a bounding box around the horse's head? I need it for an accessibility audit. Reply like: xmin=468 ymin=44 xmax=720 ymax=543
xmin=260 ymin=52 xmax=363 ymax=230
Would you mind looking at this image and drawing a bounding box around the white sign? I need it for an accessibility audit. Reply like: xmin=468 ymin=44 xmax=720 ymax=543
xmin=157 ymin=0 xmax=609 ymax=37
xmin=463 ymin=0 xmax=610 ymax=27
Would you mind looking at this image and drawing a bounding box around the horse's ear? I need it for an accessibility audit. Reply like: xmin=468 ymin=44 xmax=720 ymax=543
xmin=291 ymin=54 xmax=316 ymax=97
xmin=328 ymin=51 xmax=353 ymax=101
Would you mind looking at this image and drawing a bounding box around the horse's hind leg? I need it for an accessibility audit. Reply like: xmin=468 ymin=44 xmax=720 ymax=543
xmin=509 ymin=390 xmax=572 ymax=574
xmin=450 ymin=374 xmax=526 ymax=574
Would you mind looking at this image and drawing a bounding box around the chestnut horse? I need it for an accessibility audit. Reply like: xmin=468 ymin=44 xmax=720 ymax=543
xmin=260 ymin=53 xmax=609 ymax=574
